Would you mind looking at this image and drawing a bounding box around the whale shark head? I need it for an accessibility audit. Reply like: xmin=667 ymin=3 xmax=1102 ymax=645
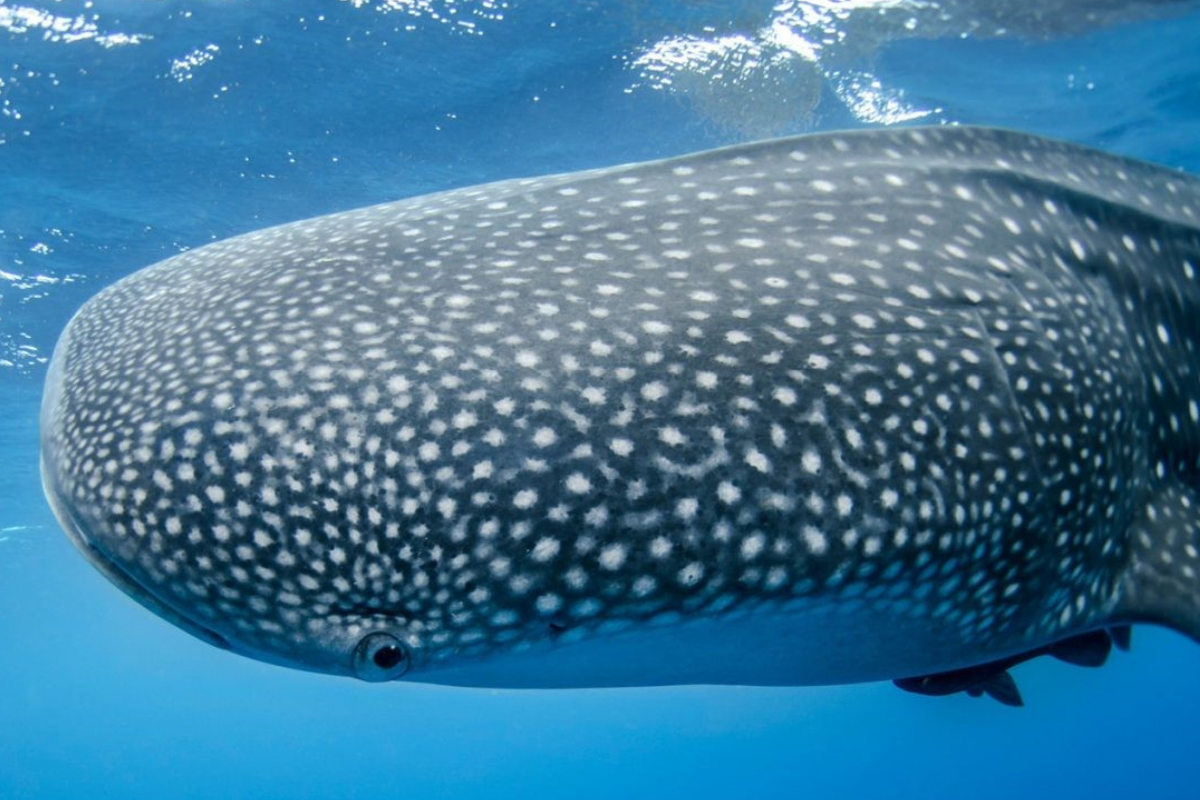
xmin=41 ymin=126 xmax=1200 ymax=688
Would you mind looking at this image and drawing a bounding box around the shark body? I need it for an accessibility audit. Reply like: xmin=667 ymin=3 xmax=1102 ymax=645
xmin=41 ymin=127 xmax=1200 ymax=693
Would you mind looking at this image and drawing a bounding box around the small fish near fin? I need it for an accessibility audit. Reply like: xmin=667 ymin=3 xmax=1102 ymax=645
xmin=1047 ymin=628 xmax=1113 ymax=668
xmin=1110 ymin=624 xmax=1133 ymax=652
xmin=893 ymin=629 xmax=1121 ymax=707
xmin=893 ymin=659 xmax=1027 ymax=707
xmin=1113 ymin=480 xmax=1200 ymax=643
xmin=965 ymin=671 xmax=1023 ymax=708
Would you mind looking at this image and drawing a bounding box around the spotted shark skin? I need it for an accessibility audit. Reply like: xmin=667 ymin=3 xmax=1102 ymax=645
xmin=41 ymin=126 xmax=1200 ymax=689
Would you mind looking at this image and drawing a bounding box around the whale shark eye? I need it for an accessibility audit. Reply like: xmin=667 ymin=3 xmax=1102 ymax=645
xmin=353 ymin=632 xmax=410 ymax=681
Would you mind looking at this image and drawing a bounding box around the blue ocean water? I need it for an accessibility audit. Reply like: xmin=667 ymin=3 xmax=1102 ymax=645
xmin=2 ymin=1 xmax=1200 ymax=798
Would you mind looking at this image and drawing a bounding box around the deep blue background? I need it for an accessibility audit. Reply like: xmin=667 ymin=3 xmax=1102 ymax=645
xmin=2 ymin=2 xmax=1199 ymax=798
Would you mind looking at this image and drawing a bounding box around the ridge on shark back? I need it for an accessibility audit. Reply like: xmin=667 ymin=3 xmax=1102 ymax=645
xmin=41 ymin=126 xmax=1200 ymax=704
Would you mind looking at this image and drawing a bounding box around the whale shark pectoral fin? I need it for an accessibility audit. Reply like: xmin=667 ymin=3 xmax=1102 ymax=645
xmin=1114 ymin=480 xmax=1200 ymax=643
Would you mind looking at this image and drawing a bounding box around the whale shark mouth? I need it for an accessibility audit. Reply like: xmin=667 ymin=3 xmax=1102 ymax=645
xmin=40 ymin=454 xmax=232 ymax=653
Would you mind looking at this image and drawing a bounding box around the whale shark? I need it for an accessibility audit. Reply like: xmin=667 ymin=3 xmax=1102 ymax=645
xmin=40 ymin=126 xmax=1200 ymax=702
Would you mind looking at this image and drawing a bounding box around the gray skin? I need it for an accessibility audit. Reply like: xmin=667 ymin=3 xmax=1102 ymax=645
xmin=41 ymin=126 xmax=1200 ymax=688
